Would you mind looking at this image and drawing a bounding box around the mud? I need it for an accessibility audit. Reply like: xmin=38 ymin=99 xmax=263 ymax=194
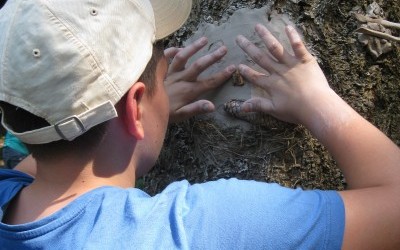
xmin=183 ymin=6 xmax=298 ymax=129
xmin=142 ymin=0 xmax=400 ymax=195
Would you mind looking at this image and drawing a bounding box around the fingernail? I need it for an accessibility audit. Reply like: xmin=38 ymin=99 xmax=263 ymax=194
xmin=255 ymin=23 xmax=265 ymax=32
xmin=202 ymin=103 xmax=212 ymax=112
xmin=238 ymin=64 xmax=246 ymax=73
xmin=286 ymin=26 xmax=301 ymax=42
xmin=291 ymin=32 xmax=301 ymax=43
xmin=227 ymin=65 xmax=236 ymax=73
xmin=217 ymin=46 xmax=227 ymax=55
xmin=198 ymin=37 xmax=208 ymax=46
xmin=236 ymin=35 xmax=245 ymax=44
xmin=242 ymin=102 xmax=253 ymax=112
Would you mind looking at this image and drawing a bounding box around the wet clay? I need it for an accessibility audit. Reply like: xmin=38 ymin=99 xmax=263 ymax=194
xmin=184 ymin=7 xmax=299 ymax=129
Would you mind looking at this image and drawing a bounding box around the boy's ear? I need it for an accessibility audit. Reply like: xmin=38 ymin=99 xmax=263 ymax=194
xmin=124 ymin=82 xmax=146 ymax=140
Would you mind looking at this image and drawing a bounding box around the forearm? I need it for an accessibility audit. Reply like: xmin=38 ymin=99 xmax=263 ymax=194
xmin=303 ymin=90 xmax=400 ymax=189
xmin=305 ymin=90 xmax=400 ymax=248
xmin=237 ymin=24 xmax=400 ymax=248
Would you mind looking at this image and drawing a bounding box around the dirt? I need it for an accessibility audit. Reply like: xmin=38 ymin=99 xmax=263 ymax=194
xmin=141 ymin=0 xmax=400 ymax=195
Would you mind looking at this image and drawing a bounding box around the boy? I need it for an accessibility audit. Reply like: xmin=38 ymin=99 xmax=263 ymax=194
xmin=1 ymin=0 xmax=399 ymax=249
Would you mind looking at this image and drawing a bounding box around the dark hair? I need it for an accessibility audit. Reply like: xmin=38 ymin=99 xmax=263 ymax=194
xmin=0 ymin=0 xmax=7 ymax=9
xmin=139 ymin=41 xmax=165 ymax=97
xmin=0 ymin=41 xmax=165 ymax=161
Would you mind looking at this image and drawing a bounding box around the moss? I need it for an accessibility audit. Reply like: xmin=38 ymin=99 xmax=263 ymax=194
xmin=142 ymin=0 xmax=399 ymax=194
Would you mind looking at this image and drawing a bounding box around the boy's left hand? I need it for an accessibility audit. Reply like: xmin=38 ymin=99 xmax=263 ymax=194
xmin=165 ymin=37 xmax=235 ymax=123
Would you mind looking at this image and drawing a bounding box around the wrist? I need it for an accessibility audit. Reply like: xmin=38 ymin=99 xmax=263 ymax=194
xmin=300 ymin=90 xmax=357 ymax=139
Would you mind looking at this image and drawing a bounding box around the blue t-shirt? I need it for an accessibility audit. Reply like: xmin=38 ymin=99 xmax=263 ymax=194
xmin=0 ymin=169 xmax=345 ymax=249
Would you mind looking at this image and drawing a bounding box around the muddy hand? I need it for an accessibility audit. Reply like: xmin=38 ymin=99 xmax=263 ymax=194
xmin=165 ymin=37 xmax=236 ymax=123
xmin=235 ymin=24 xmax=335 ymax=125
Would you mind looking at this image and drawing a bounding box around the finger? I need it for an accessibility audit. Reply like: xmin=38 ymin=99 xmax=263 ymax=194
xmin=184 ymin=46 xmax=228 ymax=81
xmin=255 ymin=24 xmax=292 ymax=64
xmin=236 ymin=35 xmax=279 ymax=73
xmin=197 ymin=64 xmax=236 ymax=90
xmin=171 ymin=100 xmax=215 ymax=123
xmin=238 ymin=64 xmax=271 ymax=91
xmin=181 ymin=65 xmax=235 ymax=102
xmin=164 ymin=47 xmax=182 ymax=59
xmin=242 ymin=97 xmax=274 ymax=114
xmin=285 ymin=26 xmax=313 ymax=63
xmin=169 ymin=37 xmax=208 ymax=73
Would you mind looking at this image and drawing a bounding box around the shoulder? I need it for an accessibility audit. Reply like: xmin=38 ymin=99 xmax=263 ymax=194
xmin=0 ymin=169 xmax=33 ymax=185
xmin=161 ymin=178 xmax=344 ymax=210
xmin=184 ymin=178 xmax=342 ymax=206
xmin=173 ymin=179 xmax=345 ymax=249
xmin=0 ymin=169 xmax=33 ymax=211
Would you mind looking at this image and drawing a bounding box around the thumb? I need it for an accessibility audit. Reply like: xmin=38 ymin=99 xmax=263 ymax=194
xmin=243 ymin=97 xmax=274 ymax=114
xmin=170 ymin=100 xmax=215 ymax=123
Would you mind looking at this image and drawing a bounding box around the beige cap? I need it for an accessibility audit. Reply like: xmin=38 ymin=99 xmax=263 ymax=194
xmin=0 ymin=0 xmax=192 ymax=144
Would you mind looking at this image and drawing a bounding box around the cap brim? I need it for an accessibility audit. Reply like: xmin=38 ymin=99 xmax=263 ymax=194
xmin=150 ymin=0 xmax=192 ymax=40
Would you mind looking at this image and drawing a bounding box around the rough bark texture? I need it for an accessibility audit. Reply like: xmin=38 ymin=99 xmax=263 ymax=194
xmin=141 ymin=0 xmax=400 ymax=195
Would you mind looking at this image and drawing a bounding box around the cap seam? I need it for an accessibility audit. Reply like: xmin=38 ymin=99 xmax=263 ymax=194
xmin=2 ymin=1 xmax=58 ymax=121
xmin=44 ymin=2 xmax=122 ymax=99
xmin=1 ymin=0 xmax=24 ymax=92
xmin=0 ymin=0 xmax=192 ymax=144
xmin=0 ymin=0 xmax=54 ymax=121
xmin=130 ymin=0 xmax=155 ymax=39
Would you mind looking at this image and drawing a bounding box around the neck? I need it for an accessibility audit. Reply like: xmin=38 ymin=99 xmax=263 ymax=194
xmin=34 ymin=132 xmax=138 ymax=193
xmin=14 ymin=148 xmax=135 ymax=222
xmin=33 ymin=155 xmax=136 ymax=195
xmin=5 ymin=120 xmax=140 ymax=224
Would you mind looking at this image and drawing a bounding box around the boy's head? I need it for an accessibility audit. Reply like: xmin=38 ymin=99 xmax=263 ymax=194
xmin=0 ymin=0 xmax=192 ymax=147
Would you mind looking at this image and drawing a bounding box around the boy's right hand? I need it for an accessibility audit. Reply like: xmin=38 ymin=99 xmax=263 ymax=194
xmin=238 ymin=24 xmax=400 ymax=250
xmin=236 ymin=24 xmax=340 ymax=128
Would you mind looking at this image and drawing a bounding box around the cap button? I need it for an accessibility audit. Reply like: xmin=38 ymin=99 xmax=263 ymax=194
xmin=32 ymin=49 xmax=41 ymax=58
xmin=90 ymin=9 xmax=98 ymax=16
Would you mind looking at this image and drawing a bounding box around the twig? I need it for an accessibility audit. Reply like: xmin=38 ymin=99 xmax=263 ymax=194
xmin=355 ymin=27 xmax=400 ymax=42
xmin=354 ymin=13 xmax=400 ymax=30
